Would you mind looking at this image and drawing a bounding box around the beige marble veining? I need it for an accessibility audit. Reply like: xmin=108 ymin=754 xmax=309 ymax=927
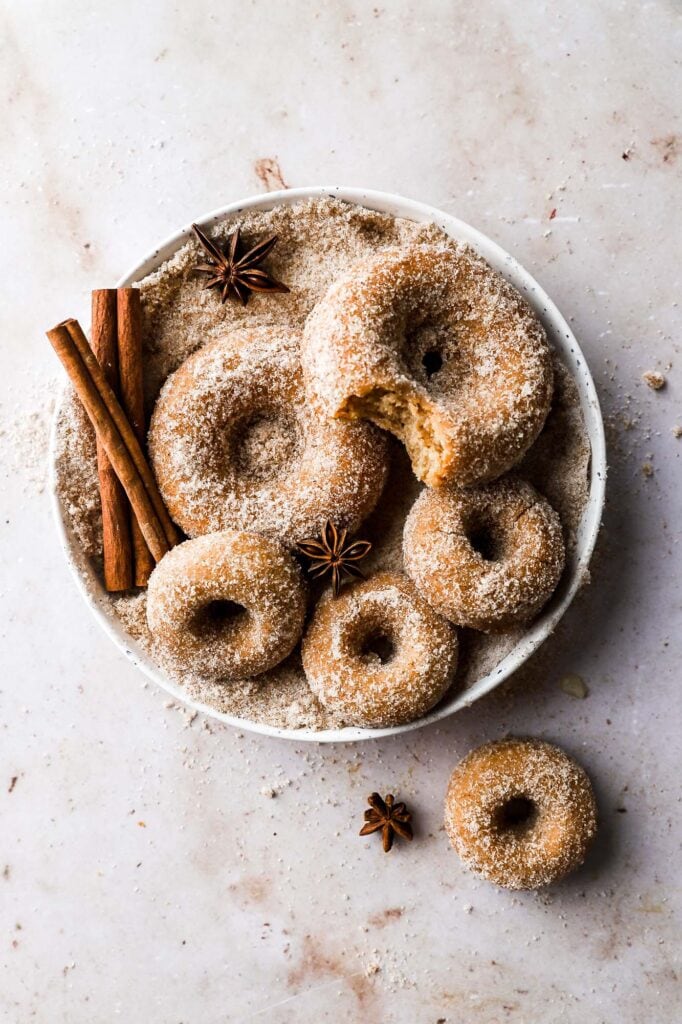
xmin=1 ymin=1 xmax=681 ymax=1021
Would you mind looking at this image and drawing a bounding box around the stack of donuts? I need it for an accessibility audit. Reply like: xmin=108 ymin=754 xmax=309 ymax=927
xmin=146 ymin=240 xmax=567 ymax=730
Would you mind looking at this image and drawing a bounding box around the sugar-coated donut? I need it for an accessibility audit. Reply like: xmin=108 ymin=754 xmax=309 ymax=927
xmin=146 ymin=530 xmax=307 ymax=680
xmin=302 ymin=244 xmax=553 ymax=487
xmin=444 ymin=738 xmax=597 ymax=890
xmin=301 ymin=571 xmax=458 ymax=728
xmin=403 ymin=478 xmax=565 ymax=632
xmin=148 ymin=326 xmax=389 ymax=548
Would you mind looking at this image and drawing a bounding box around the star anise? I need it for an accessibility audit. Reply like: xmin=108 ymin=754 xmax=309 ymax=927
xmin=191 ymin=223 xmax=290 ymax=306
xmin=297 ymin=520 xmax=371 ymax=597
xmin=359 ymin=793 xmax=413 ymax=853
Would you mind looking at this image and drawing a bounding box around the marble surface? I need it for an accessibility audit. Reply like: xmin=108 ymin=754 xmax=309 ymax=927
xmin=1 ymin=1 xmax=681 ymax=1021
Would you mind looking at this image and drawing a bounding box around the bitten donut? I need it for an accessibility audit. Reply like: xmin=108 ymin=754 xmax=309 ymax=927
xmin=148 ymin=326 xmax=389 ymax=548
xmin=146 ymin=530 xmax=307 ymax=680
xmin=444 ymin=738 xmax=598 ymax=889
xmin=301 ymin=571 xmax=458 ymax=727
xmin=302 ymin=244 xmax=553 ymax=487
xmin=403 ymin=478 xmax=565 ymax=632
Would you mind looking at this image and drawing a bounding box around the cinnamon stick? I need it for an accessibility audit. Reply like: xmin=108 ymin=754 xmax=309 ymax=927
xmin=47 ymin=318 xmax=178 ymax=562
xmin=60 ymin=318 xmax=179 ymax=549
xmin=91 ymin=290 xmax=133 ymax=591
xmin=117 ymin=289 xmax=155 ymax=586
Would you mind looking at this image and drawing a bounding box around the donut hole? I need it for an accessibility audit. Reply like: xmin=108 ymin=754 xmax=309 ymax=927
xmin=493 ymin=796 xmax=537 ymax=833
xmin=359 ymin=631 xmax=396 ymax=665
xmin=353 ymin=615 xmax=398 ymax=667
xmin=422 ymin=350 xmax=443 ymax=377
xmin=466 ymin=515 xmax=505 ymax=561
xmin=231 ymin=411 xmax=302 ymax=483
xmin=190 ymin=599 xmax=247 ymax=639
xmin=468 ymin=525 xmax=499 ymax=561
xmin=404 ymin=321 xmax=454 ymax=385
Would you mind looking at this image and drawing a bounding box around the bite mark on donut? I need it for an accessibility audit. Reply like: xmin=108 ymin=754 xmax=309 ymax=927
xmin=341 ymin=386 xmax=452 ymax=487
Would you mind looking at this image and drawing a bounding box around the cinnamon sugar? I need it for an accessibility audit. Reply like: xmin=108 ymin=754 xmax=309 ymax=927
xmin=53 ymin=197 xmax=591 ymax=731
xmin=147 ymin=326 xmax=388 ymax=547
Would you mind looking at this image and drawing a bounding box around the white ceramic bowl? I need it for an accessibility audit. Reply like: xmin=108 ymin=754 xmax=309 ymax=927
xmin=49 ymin=186 xmax=606 ymax=743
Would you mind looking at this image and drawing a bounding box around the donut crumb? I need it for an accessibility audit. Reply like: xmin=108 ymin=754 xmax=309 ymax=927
xmin=642 ymin=370 xmax=666 ymax=390
xmin=560 ymin=673 xmax=589 ymax=699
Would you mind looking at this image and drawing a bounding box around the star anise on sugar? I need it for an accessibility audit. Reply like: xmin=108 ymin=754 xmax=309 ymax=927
xmin=297 ymin=520 xmax=371 ymax=598
xmin=191 ymin=223 xmax=290 ymax=306
xmin=359 ymin=793 xmax=413 ymax=853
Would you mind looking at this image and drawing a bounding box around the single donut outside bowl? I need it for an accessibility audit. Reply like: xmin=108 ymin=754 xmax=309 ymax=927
xmin=146 ymin=530 xmax=307 ymax=680
xmin=403 ymin=477 xmax=565 ymax=632
xmin=148 ymin=326 xmax=389 ymax=548
xmin=302 ymin=244 xmax=553 ymax=487
xmin=301 ymin=571 xmax=458 ymax=728
xmin=444 ymin=738 xmax=598 ymax=890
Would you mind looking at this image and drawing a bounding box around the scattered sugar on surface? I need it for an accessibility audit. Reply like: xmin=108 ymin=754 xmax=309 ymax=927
xmin=0 ymin=376 xmax=57 ymax=496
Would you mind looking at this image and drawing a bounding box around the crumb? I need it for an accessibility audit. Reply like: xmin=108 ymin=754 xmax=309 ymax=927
xmin=642 ymin=462 xmax=654 ymax=477
xmin=559 ymin=674 xmax=589 ymax=699
xmin=642 ymin=370 xmax=665 ymax=390
xmin=673 ymin=425 xmax=682 ymax=438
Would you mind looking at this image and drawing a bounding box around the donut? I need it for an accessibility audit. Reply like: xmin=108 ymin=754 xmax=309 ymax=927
xmin=302 ymin=244 xmax=553 ymax=487
xmin=403 ymin=478 xmax=565 ymax=632
xmin=301 ymin=571 xmax=458 ymax=727
xmin=146 ymin=530 xmax=307 ymax=680
xmin=148 ymin=326 xmax=389 ymax=548
xmin=444 ymin=738 xmax=597 ymax=889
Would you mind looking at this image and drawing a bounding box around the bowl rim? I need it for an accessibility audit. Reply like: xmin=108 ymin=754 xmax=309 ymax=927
xmin=48 ymin=185 xmax=607 ymax=743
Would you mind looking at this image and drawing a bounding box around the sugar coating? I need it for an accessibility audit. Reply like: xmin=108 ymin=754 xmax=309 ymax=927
xmin=302 ymin=244 xmax=554 ymax=486
xmin=146 ymin=530 xmax=307 ymax=680
xmin=403 ymin=478 xmax=565 ymax=632
xmin=301 ymin=571 xmax=458 ymax=728
xmin=444 ymin=738 xmax=598 ymax=890
xmin=148 ymin=325 xmax=388 ymax=548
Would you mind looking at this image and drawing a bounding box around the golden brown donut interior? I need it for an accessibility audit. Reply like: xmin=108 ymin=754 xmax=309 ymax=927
xmin=342 ymin=385 xmax=452 ymax=487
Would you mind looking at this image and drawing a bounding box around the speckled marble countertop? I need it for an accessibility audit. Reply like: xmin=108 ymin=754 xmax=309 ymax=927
xmin=1 ymin=2 xmax=680 ymax=1021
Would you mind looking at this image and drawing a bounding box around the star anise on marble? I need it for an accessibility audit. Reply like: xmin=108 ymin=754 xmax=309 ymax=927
xmin=297 ymin=520 xmax=371 ymax=598
xmin=359 ymin=793 xmax=413 ymax=853
xmin=191 ymin=223 xmax=290 ymax=306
